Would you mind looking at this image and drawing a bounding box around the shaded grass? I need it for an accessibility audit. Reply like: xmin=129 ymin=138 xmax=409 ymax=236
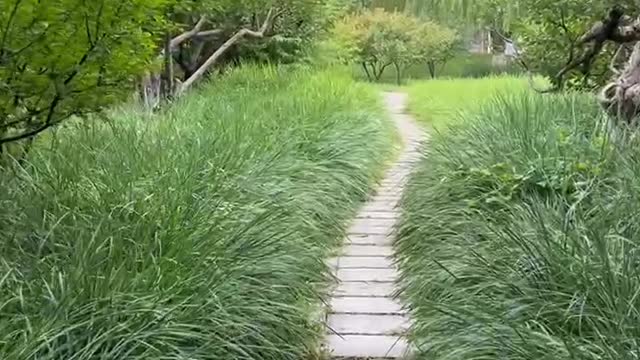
xmin=396 ymin=92 xmax=640 ymax=359
xmin=0 ymin=65 xmax=395 ymax=359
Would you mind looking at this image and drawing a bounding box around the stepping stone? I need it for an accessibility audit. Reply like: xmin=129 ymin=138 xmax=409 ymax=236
xmin=348 ymin=223 xmax=392 ymax=235
xmin=327 ymin=314 xmax=409 ymax=335
xmin=330 ymin=296 xmax=405 ymax=315
xmin=346 ymin=234 xmax=392 ymax=245
xmin=334 ymin=281 xmax=395 ymax=297
xmin=343 ymin=245 xmax=393 ymax=257
xmin=326 ymin=335 xmax=409 ymax=358
xmin=361 ymin=204 xmax=398 ymax=213
xmin=351 ymin=217 xmax=396 ymax=228
xmin=337 ymin=268 xmax=396 ymax=282
xmin=324 ymin=92 xmax=422 ymax=359
xmin=356 ymin=212 xmax=398 ymax=220
xmin=339 ymin=256 xmax=393 ymax=268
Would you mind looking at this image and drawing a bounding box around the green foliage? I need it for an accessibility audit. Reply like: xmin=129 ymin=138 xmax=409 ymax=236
xmin=0 ymin=0 xmax=169 ymax=145
xmin=332 ymin=9 xmax=456 ymax=83
xmin=512 ymin=0 xmax=637 ymax=89
xmin=397 ymin=89 xmax=640 ymax=359
xmin=0 ymin=65 xmax=394 ymax=359
xmin=220 ymin=0 xmax=350 ymax=64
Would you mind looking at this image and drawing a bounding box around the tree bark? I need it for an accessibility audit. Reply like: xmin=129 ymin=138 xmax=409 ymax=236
xmin=393 ymin=62 xmax=402 ymax=85
xmin=161 ymin=31 xmax=175 ymax=99
xmin=362 ymin=62 xmax=372 ymax=81
xmin=427 ymin=61 xmax=436 ymax=78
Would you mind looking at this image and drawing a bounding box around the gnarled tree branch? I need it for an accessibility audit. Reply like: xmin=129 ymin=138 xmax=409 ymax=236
xmin=177 ymin=8 xmax=279 ymax=95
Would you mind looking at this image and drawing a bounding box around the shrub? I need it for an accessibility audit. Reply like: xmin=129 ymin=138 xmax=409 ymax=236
xmin=0 ymin=65 xmax=394 ymax=359
xmin=396 ymin=92 xmax=640 ymax=359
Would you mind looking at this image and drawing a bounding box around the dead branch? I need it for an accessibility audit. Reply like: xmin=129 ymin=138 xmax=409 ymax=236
xmin=167 ymin=16 xmax=208 ymax=53
xmin=177 ymin=8 xmax=279 ymax=95
xmin=510 ymin=6 xmax=640 ymax=94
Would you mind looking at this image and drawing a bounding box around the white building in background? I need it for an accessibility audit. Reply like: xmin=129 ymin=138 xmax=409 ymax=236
xmin=504 ymin=39 xmax=518 ymax=58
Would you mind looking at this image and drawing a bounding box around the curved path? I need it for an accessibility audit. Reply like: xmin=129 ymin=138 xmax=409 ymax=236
xmin=324 ymin=92 xmax=425 ymax=359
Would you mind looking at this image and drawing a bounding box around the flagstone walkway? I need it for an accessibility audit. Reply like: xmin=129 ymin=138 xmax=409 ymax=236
xmin=324 ymin=92 xmax=425 ymax=359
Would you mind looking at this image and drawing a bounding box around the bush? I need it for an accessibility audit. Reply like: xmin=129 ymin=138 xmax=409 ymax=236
xmin=0 ymin=65 xmax=394 ymax=359
xmin=396 ymin=92 xmax=640 ymax=359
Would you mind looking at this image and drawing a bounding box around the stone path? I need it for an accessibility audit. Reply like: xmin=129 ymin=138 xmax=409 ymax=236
xmin=324 ymin=92 xmax=425 ymax=359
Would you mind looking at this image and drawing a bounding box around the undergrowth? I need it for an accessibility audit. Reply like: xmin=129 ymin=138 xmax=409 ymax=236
xmin=396 ymin=92 xmax=640 ymax=359
xmin=0 ymin=65 xmax=394 ymax=359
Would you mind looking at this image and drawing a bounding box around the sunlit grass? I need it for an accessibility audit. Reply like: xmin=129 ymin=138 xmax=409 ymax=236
xmin=0 ymin=65 xmax=395 ymax=359
xmin=406 ymin=75 xmax=535 ymax=130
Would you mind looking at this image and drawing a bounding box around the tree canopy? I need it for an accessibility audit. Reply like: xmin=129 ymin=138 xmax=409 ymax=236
xmin=332 ymin=8 xmax=456 ymax=83
xmin=1 ymin=0 xmax=349 ymax=148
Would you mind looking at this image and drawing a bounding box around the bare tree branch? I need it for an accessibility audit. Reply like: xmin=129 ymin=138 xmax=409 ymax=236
xmin=166 ymin=16 xmax=208 ymax=53
xmin=177 ymin=8 xmax=278 ymax=95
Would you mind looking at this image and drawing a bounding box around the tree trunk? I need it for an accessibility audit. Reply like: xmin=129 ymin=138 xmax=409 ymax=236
xmin=599 ymin=42 xmax=640 ymax=126
xmin=161 ymin=31 xmax=175 ymax=99
xmin=373 ymin=62 xmax=390 ymax=81
xmin=427 ymin=61 xmax=436 ymax=78
xmin=140 ymin=72 xmax=162 ymax=110
xmin=362 ymin=62 xmax=373 ymax=81
xmin=393 ymin=62 xmax=402 ymax=85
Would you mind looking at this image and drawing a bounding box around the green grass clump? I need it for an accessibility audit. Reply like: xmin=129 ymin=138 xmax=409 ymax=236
xmin=396 ymin=92 xmax=640 ymax=359
xmin=0 ymin=65 xmax=394 ymax=359
xmin=406 ymin=75 xmax=532 ymax=129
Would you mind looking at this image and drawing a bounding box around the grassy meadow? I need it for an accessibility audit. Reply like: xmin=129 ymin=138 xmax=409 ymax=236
xmin=405 ymin=75 xmax=532 ymax=129
xmin=0 ymin=66 xmax=395 ymax=359
xmin=396 ymin=89 xmax=640 ymax=359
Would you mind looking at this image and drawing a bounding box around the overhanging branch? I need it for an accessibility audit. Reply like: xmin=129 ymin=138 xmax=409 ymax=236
xmin=177 ymin=8 xmax=279 ymax=95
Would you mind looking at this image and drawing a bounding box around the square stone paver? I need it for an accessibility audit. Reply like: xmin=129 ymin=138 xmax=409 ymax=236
xmin=333 ymin=281 xmax=395 ymax=297
xmin=338 ymin=256 xmax=393 ymax=269
xmin=351 ymin=217 xmax=396 ymax=227
xmin=348 ymin=223 xmax=392 ymax=235
xmin=326 ymin=334 xmax=409 ymax=358
xmin=337 ymin=268 xmax=396 ymax=282
xmin=356 ymin=212 xmax=398 ymax=220
xmin=330 ymin=296 xmax=405 ymax=315
xmin=343 ymin=245 xmax=393 ymax=257
xmin=327 ymin=314 xmax=409 ymax=335
xmin=346 ymin=234 xmax=392 ymax=245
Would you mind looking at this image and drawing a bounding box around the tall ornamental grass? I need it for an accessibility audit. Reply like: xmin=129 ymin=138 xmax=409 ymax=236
xmin=0 ymin=65 xmax=394 ymax=359
xmin=396 ymin=92 xmax=640 ymax=359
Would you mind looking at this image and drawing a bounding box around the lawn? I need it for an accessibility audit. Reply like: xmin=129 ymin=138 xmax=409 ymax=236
xmin=405 ymin=75 xmax=532 ymax=130
xmin=396 ymin=89 xmax=640 ymax=359
xmin=0 ymin=65 xmax=395 ymax=359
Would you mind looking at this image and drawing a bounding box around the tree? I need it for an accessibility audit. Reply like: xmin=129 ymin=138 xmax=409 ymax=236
xmin=141 ymin=0 xmax=334 ymax=107
xmin=412 ymin=21 xmax=458 ymax=78
xmin=0 ymin=0 xmax=169 ymax=147
xmin=332 ymin=9 xmax=455 ymax=84
xmin=1 ymin=0 xmax=340 ymax=147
